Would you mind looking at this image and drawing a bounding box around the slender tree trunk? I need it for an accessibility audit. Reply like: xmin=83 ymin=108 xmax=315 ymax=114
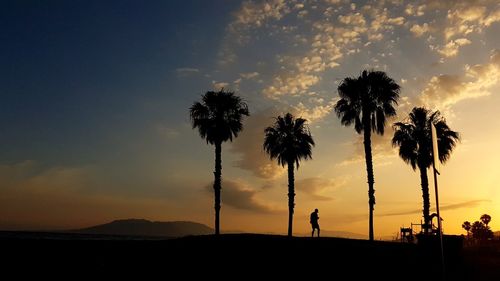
xmin=363 ymin=127 xmax=375 ymax=241
xmin=213 ymin=141 xmax=222 ymax=235
xmin=287 ymin=161 xmax=295 ymax=237
xmin=418 ymin=164 xmax=430 ymax=232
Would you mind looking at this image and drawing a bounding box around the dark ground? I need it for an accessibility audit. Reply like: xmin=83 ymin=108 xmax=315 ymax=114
xmin=1 ymin=231 xmax=498 ymax=280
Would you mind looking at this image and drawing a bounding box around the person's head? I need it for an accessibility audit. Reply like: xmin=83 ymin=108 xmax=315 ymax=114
xmin=315 ymin=208 xmax=318 ymax=213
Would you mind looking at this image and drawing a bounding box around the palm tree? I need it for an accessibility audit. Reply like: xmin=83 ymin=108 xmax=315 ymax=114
xmin=263 ymin=113 xmax=314 ymax=237
xmin=471 ymin=220 xmax=493 ymax=240
xmin=190 ymin=89 xmax=249 ymax=235
xmin=392 ymin=107 xmax=459 ymax=231
xmin=462 ymin=221 xmax=471 ymax=238
xmin=480 ymin=214 xmax=491 ymax=226
xmin=334 ymin=70 xmax=400 ymax=241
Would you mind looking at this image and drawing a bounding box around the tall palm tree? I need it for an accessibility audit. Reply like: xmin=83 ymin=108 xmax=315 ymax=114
xmin=334 ymin=70 xmax=400 ymax=241
xmin=480 ymin=214 xmax=491 ymax=226
xmin=190 ymin=89 xmax=249 ymax=235
xmin=392 ymin=107 xmax=459 ymax=231
xmin=263 ymin=113 xmax=314 ymax=237
xmin=462 ymin=221 xmax=471 ymax=238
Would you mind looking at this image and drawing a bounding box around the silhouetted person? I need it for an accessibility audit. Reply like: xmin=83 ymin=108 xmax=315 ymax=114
xmin=310 ymin=208 xmax=320 ymax=237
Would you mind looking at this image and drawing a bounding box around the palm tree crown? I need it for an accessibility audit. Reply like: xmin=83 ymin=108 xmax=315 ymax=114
xmin=190 ymin=90 xmax=249 ymax=144
xmin=392 ymin=107 xmax=460 ymax=171
xmin=335 ymin=70 xmax=400 ymax=135
xmin=263 ymin=113 xmax=314 ymax=168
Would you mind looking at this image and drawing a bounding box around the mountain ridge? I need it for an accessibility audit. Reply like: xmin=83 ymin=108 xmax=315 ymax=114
xmin=74 ymin=218 xmax=213 ymax=237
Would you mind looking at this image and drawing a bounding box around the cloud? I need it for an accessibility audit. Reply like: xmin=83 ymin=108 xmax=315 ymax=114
xmin=405 ymin=4 xmax=426 ymax=16
xmin=410 ymin=23 xmax=429 ymax=37
xmin=156 ymin=125 xmax=180 ymax=139
xmin=436 ymin=38 xmax=471 ymax=57
xmin=0 ymin=162 xmax=113 ymax=229
xmin=263 ymin=72 xmax=321 ymax=98
xmin=366 ymin=6 xmax=405 ymax=40
xmin=444 ymin=4 xmax=487 ymax=40
xmin=176 ymin=67 xmax=199 ymax=73
xmin=484 ymin=8 xmax=500 ymax=26
xmin=231 ymin=102 xmax=334 ymax=179
xmin=0 ymin=161 xmax=217 ymax=230
xmin=378 ymin=200 xmax=490 ymax=217
xmin=240 ymin=72 xmax=260 ymax=79
xmin=176 ymin=67 xmax=200 ymax=77
xmin=229 ymin=0 xmax=294 ymax=31
xmin=296 ymin=177 xmax=348 ymax=201
xmin=230 ymin=109 xmax=286 ymax=179
xmin=0 ymin=161 xmax=90 ymax=193
xmin=291 ymin=97 xmax=337 ymax=123
xmin=205 ymin=179 xmax=279 ymax=213
xmin=212 ymin=81 xmax=230 ymax=90
xmin=420 ymin=49 xmax=500 ymax=110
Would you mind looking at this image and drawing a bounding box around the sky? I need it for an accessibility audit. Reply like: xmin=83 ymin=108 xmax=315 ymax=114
xmin=1 ymin=0 xmax=500 ymax=238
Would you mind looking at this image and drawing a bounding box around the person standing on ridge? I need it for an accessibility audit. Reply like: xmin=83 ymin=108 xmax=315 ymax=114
xmin=310 ymin=208 xmax=320 ymax=237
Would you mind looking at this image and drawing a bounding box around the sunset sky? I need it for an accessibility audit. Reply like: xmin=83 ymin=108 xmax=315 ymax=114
xmin=1 ymin=0 xmax=500 ymax=238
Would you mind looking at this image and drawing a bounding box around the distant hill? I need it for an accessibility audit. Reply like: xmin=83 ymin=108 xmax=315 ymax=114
xmin=74 ymin=219 xmax=213 ymax=237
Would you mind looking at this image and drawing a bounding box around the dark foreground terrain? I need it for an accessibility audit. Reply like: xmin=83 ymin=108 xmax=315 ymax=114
xmin=1 ymin=231 xmax=499 ymax=280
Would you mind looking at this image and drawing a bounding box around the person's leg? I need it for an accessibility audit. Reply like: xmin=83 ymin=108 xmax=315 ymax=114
xmin=317 ymin=227 xmax=320 ymax=237
xmin=311 ymin=228 xmax=314 ymax=237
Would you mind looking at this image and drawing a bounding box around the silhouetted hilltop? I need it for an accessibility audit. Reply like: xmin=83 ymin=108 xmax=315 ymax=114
xmin=75 ymin=219 xmax=213 ymax=237
xmin=1 ymin=233 xmax=485 ymax=280
xmin=310 ymin=229 xmax=367 ymax=239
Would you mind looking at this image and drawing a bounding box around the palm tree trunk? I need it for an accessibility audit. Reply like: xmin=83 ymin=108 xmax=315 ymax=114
xmin=287 ymin=161 xmax=295 ymax=237
xmin=363 ymin=127 xmax=375 ymax=241
xmin=213 ymin=141 xmax=222 ymax=235
xmin=418 ymin=164 xmax=430 ymax=232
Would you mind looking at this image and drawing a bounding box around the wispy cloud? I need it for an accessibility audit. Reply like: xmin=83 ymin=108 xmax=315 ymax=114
xmin=175 ymin=67 xmax=199 ymax=75
xmin=156 ymin=124 xmax=180 ymax=139
xmin=337 ymin=132 xmax=397 ymax=167
xmin=378 ymin=200 xmax=490 ymax=217
xmin=231 ymin=109 xmax=285 ymax=180
xmin=0 ymin=162 xmax=140 ymax=229
xmin=212 ymin=81 xmax=230 ymax=90
xmin=240 ymin=72 xmax=260 ymax=79
xmin=296 ymin=177 xmax=348 ymax=201
xmin=205 ymin=179 xmax=281 ymax=213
